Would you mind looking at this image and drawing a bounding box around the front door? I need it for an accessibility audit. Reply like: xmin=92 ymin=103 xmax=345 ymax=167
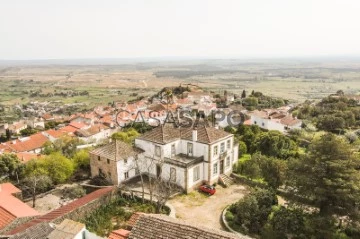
xmin=220 ymin=160 xmax=224 ymax=174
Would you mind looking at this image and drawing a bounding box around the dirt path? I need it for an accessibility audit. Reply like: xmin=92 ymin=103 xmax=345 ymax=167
xmin=169 ymin=184 xmax=248 ymax=230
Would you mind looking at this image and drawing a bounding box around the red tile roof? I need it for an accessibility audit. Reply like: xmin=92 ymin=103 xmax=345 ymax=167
xmin=8 ymin=187 xmax=115 ymax=235
xmin=0 ymin=195 xmax=39 ymax=218
xmin=69 ymin=122 xmax=88 ymax=129
xmin=0 ymin=206 xmax=16 ymax=230
xmin=44 ymin=129 xmax=66 ymax=139
xmin=108 ymin=229 xmax=131 ymax=239
xmin=0 ymin=183 xmax=21 ymax=195
xmin=15 ymin=152 xmax=42 ymax=163
xmin=59 ymin=125 xmax=78 ymax=134
xmin=0 ymin=183 xmax=39 ymax=230
xmin=3 ymin=133 xmax=49 ymax=152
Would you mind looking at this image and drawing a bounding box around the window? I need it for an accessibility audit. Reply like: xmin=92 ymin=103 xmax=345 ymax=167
xmin=262 ymin=122 xmax=265 ymax=127
xmin=124 ymin=172 xmax=129 ymax=179
xmin=213 ymin=145 xmax=218 ymax=156
xmin=226 ymin=156 xmax=230 ymax=167
xmin=187 ymin=142 xmax=193 ymax=156
xmin=155 ymin=145 xmax=161 ymax=157
xmin=98 ymin=156 xmax=101 ymax=161
xmin=108 ymin=172 xmax=111 ymax=178
xmin=254 ymin=121 xmax=257 ymax=125
xmin=98 ymin=168 xmax=103 ymax=176
xmin=171 ymin=144 xmax=176 ymax=157
xmin=107 ymin=158 xmax=110 ymax=164
xmin=213 ymin=163 xmax=218 ymax=175
xmin=193 ymin=166 xmax=200 ymax=182
xmin=124 ymin=158 xmax=127 ymax=164
xmin=170 ymin=167 xmax=176 ymax=182
xmin=220 ymin=142 xmax=225 ymax=153
xmin=227 ymin=140 xmax=230 ymax=149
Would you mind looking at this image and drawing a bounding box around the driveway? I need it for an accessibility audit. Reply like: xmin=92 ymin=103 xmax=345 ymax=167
xmin=169 ymin=184 xmax=248 ymax=230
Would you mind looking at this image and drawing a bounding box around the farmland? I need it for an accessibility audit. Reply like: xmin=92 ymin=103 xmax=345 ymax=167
xmin=0 ymin=58 xmax=360 ymax=108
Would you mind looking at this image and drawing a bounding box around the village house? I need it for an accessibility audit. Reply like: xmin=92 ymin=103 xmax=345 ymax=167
xmin=90 ymin=123 xmax=238 ymax=193
xmin=0 ymin=183 xmax=40 ymax=231
xmin=8 ymin=121 xmax=27 ymax=135
xmin=25 ymin=117 xmax=45 ymax=129
xmin=75 ymin=124 xmax=115 ymax=144
xmin=0 ymin=132 xmax=49 ymax=153
xmin=249 ymin=109 xmax=302 ymax=133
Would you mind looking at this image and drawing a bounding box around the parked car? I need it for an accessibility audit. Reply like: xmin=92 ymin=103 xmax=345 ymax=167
xmin=199 ymin=184 xmax=216 ymax=195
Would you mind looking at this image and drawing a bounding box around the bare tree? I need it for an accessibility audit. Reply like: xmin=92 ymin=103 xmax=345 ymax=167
xmin=23 ymin=175 xmax=52 ymax=208
xmin=153 ymin=177 xmax=178 ymax=213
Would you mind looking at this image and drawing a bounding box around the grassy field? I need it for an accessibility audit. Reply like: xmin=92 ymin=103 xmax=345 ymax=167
xmin=0 ymin=59 xmax=359 ymax=107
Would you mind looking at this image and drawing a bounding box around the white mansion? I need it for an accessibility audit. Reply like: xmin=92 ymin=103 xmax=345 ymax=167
xmin=90 ymin=123 xmax=238 ymax=192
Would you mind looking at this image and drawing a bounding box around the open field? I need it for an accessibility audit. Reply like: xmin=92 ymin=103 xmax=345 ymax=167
xmin=1 ymin=59 xmax=360 ymax=107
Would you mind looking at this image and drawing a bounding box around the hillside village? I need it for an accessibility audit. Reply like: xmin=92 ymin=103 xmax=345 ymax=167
xmin=1 ymin=87 xmax=360 ymax=239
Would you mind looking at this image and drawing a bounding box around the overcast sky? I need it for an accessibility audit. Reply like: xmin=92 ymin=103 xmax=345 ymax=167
xmin=1 ymin=0 xmax=360 ymax=60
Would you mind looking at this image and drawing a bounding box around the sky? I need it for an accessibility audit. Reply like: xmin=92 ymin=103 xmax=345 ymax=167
xmin=1 ymin=0 xmax=360 ymax=60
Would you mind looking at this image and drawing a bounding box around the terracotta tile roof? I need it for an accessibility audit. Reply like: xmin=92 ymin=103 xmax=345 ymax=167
xmin=75 ymin=124 xmax=109 ymax=137
xmin=127 ymin=214 xmax=247 ymax=239
xmin=44 ymin=129 xmax=66 ymax=139
xmin=4 ymin=133 xmax=49 ymax=152
xmin=0 ymin=206 xmax=16 ymax=230
xmin=138 ymin=124 xmax=231 ymax=145
xmin=0 ymin=195 xmax=39 ymax=219
xmin=7 ymin=187 xmax=115 ymax=235
xmin=59 ymin=125 xmax=78 ymax=134
xmin=279 ymin=115 xmax=302 ymax=126
xmin=0 ymin=183 xmax=21 ymax=195
xmin=15 ymin=152 xmax=41 ymax=163
xmin=69 ymin=122 xmax=88 ymax=129
xmin=90 ymin=140 xmax=143 ymax=161
xmin=47 ymin=219 xmax=85 ymax=239
xmin=0 ymin=183 xmax=39 ymax=230
xmin=108 ymin=229 xmax=131 ymax=239
xmin=10 ymin=222 xmax=55 ymax=239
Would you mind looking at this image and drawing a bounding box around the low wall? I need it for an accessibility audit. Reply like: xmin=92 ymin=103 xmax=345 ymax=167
xmin=221 ymin=206 xmax=252 ymax=239
xmin=52 ymin=188 xmax=117 ymax=224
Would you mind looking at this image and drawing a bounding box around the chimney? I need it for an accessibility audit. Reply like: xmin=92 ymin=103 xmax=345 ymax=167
xmin=192 ymin=127 xmax=197 ymax=141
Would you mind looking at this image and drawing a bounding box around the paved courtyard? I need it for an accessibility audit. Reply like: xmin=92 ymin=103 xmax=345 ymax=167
xmin=169 ymin=183 xmax=249 ymax=230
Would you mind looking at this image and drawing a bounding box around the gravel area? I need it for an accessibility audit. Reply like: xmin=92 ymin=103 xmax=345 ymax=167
xmin=169 ymin=184 xmax=249 ymax=231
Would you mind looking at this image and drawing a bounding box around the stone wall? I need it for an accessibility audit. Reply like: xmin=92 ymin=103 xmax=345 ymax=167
xmin=52 ymin=188 xmax=117 ymax=224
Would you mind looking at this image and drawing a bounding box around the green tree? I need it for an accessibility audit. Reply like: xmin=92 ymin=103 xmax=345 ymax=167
xmin=0 ymin=154 xmax=25 ymax=183
xmin=53 ymin=136 xmax=84 ymax=158
xmin=259 ymin=156 xmax=288 ymax=189
xmin=252 ymin=131 xmax=298 ymax=159
xmin=238 ymin=141 xmax=247 ymax=157
xmin=287 ymin=133 xmax=360 ymax=219
xmin=228 ymin=188 xmax=278 ymax=235
xmin=241 ymin=156 xmax=261 ymax=180
xmin=263 ymin=206 xmax=308 ymax=239
xmin=26 ymin=153 xmax=75 ymax=184
xmin=111 ymin=128 xmax=139 ymax=144
xmin=72 ymin=149 xmax=90 ymax=170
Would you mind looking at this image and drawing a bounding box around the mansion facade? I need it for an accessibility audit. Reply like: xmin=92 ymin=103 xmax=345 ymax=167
xmin=90 ymin=123 xmax=238 ymax=192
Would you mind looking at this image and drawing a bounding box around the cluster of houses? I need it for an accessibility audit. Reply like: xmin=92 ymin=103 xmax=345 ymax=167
xmin=0 ymin=89 xmax=306 ymax=239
